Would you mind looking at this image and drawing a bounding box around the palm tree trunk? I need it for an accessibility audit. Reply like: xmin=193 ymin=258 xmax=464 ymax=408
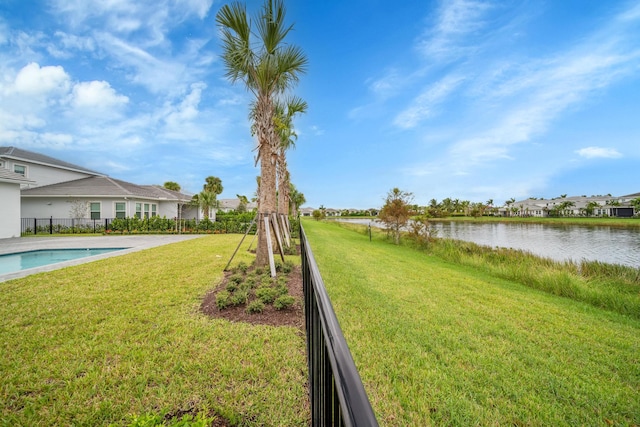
xmin=255 ymin=97 xmax=277 ymax=267
xmin=277 ymin=154 xmax=289 ymax=216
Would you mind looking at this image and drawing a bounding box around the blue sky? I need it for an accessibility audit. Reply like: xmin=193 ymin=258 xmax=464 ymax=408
xmin=1 ymin=0 xmax=639 ymax=209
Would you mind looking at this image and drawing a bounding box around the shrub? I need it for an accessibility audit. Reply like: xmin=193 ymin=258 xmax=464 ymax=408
xmin=236 ymin=261 xmax=249 ymax=274
xmin=274 ymin=295 xmax=295 ymax=310
xmin=230 ymin=290 xmax=248 ymax=306
xmin=244 ymin=276 xmax=257 ymax=288
xmin=226 ymin=282 xmax=238 ymax=292
xmin=229 ymin=274 xmax=243 ymax=285
xmin=256 ymin=286 xmax=278 ymax=304
xmin=246 ymin=300 xmax=265 ymax=314
xmin=281 ymin=260 xmax=294 ymax=274
xmin=275 ymin=284 xmax=288 ymax=297
xmin=216 ymin=291 xmax=230 ymax=310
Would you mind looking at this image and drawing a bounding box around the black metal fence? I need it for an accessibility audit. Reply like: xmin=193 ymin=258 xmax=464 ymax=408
xmin=21 ymin=217 xmax=111 ymax=235
xmin=300 ymin=224 xmax=379 ymax=426
xmin=20 ymin=217 xmax=257 ymax=235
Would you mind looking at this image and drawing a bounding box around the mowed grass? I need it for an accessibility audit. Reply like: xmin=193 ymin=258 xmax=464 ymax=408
xmin=302 ymin=220 xmax=640 ymax=426
xmin=0 ymin=235 xmax=308 ymax=426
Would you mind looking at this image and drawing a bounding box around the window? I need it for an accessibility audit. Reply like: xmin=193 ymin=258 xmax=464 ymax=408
xmin=90 ymin=202 xmax=101 ymax=220
xmin=144 ymin=203 xmax=150 ymax=219
xmin=151 ymin=204 xmax=157 ymax=217
xmin=14 ymin=164 xmax=26 ymax=176
xmin=135 ymin=203 xmax=142 ymax=218
xmin=115 ymin=202 xmax=126 ymax=219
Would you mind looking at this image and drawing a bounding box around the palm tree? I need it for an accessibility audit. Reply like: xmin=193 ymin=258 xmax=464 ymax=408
xmin=289 ymin=183 xmax=305 ymax=217
xmin=631 ymin=198 xmax=640 ymax=217
xmin=204 ymin=176 xmax=223 ymax=197
xmin=192 ymin=191 xmax=217 ymax=219
xmin=163 ymin=181 xmax=181 ymax=192
xmin=274 ymin=96 xmax=307 ymax=216
xmin=217 ymin=0 xmax=307 ymax=267
xmin=236 ymin=194 xmax=249 ymax=213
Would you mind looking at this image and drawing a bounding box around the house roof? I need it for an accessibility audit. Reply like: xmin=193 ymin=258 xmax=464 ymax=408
xmin=21 ymin=176 xmax=191 ymax=202
xmin=0 ymin=146 xmax=104 ymax=177
xmin=0 ymin=168 xmax=36 ymax=184
xmin=218 ymin=198 xmax=258 ymax=210
xmin=142 ymin=185 xmax=193 ymax=203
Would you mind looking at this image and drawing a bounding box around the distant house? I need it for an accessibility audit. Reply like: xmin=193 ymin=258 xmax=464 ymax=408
xmin=217 ymin=198 xmax=258 ymax=213
xmin=0 ymin=147 xmax=197 ymax=235
xmin=299 ymin=207 xmax=315 ymax=217
xmin=21 ymin=176 xmax=194 ymax=220
xmin=499 ymin=194 xmax=638 ymax=218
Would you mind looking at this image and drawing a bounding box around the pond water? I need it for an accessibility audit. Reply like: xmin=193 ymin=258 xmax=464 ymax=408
xmin=338 ymin=219 xmax=640 ymax=268
xmin=0 ymin=248 xmax=128 ymax=275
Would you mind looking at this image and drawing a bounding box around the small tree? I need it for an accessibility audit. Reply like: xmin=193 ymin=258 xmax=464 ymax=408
xmin=379 ymin=187 xmax=413 ymax=245
xmin=312 ymin=209 xmax=324 ymax=221
xmin=69 ymin=199 xmax=89 ymax=219
xmin=236 ymin=194 xmax=249 ymax=213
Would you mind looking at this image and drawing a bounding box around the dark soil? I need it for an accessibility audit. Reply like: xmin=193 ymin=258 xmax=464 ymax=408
xmin=200 ymin=265 xmax=304 ymax=329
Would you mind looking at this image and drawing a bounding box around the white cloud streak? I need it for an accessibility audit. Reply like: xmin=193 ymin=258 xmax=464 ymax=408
xmin=416 ymin=0 xmax=493 ymax=61
xmin=576 ymin=147 xmax=622 ymax=159
xmin=393 ymin=74 xmax=465 ymax=129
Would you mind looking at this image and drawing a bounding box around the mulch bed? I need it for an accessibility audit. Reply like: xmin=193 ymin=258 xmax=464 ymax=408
xmin=200 ymin=265 xmax=305 ymax=330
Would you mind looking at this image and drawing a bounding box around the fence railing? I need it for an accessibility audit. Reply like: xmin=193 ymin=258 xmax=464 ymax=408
xmin=20 ymin=217 xmax=257 ymax=235
xmin=300 ymin=224 xmax=379 ymax=426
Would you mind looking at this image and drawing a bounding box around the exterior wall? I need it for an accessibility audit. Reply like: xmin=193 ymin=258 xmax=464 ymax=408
xmin=3 ymin=160 xmax=95 ymax=189
xmin=21 ymin=197 xmax=192 ymax=220
xmin=0 ymin=182 xmax=22 ymax=238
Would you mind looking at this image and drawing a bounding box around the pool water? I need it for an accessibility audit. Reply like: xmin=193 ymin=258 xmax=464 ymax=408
xmin=0 ymin=248 xmax=128 ymax=275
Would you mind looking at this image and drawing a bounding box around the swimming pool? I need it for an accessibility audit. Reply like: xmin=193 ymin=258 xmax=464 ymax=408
xmin=0 ymin=248 xmax=128 ymax=275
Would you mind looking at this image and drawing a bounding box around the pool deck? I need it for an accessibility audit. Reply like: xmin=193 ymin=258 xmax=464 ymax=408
xmin=0 ymin=234 xmax=205 ymax=282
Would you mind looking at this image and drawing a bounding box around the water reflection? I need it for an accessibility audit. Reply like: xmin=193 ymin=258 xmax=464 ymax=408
xmin=337 ymin=219 xmax=640 ymax=268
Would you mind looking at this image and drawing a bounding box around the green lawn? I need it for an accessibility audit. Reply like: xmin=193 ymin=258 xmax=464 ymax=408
xmin=302 ymin=219 xmax=640 ymax=426
xmin=0 ymin=235 xmax=308 ymax=426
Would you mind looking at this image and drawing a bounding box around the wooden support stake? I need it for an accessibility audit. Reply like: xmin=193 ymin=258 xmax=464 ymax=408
xmin=223 ymin=215 xmax=257 ymax=271
xmin=280 ymin=214 xmax=291 ymax=248
xmin=270 ymin=213 xmax=285 ymax=262
xmin=263 ymin=215 xmax=277 ymax=278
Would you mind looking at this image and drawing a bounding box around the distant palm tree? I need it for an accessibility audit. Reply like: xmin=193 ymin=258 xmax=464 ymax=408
xmin=236 ymin=194 xmax=249 ymax=213
xmin=217 ymin=0 xmax=307 ymax=267
xmin=163 ymin=181 xmax=181 ymax=192
xmin=274 ymin=96 xmax=307 ymax=216
xmin=203 ymin=176 xmax=223 ymax=197
xmin=289 ymin=183 xmax=305 ymax=217
xmin=193 ymin=191 xmax=217 ymax=219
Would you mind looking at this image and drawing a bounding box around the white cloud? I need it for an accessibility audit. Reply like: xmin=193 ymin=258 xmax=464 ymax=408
xmin=49 ymin=31 xmax=96 ymax=57
xmin=394 ymin=74 xmax=464 ymax=129
xmin=71 ymin=80 xmax=129 ymax=110
xmin=10 ymin=62 xmax=71 ymax=98
xmin=416 ymin=0 xmax=492 ymax=61
xmin=576 ymin=147 xmax=622 ymax=159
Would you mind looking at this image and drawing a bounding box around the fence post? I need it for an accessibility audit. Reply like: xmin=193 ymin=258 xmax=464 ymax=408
xmin=34 ymin=218 xmax=37 ymax=235
xmin=49 ymin=216 xmax=53 ymax=234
